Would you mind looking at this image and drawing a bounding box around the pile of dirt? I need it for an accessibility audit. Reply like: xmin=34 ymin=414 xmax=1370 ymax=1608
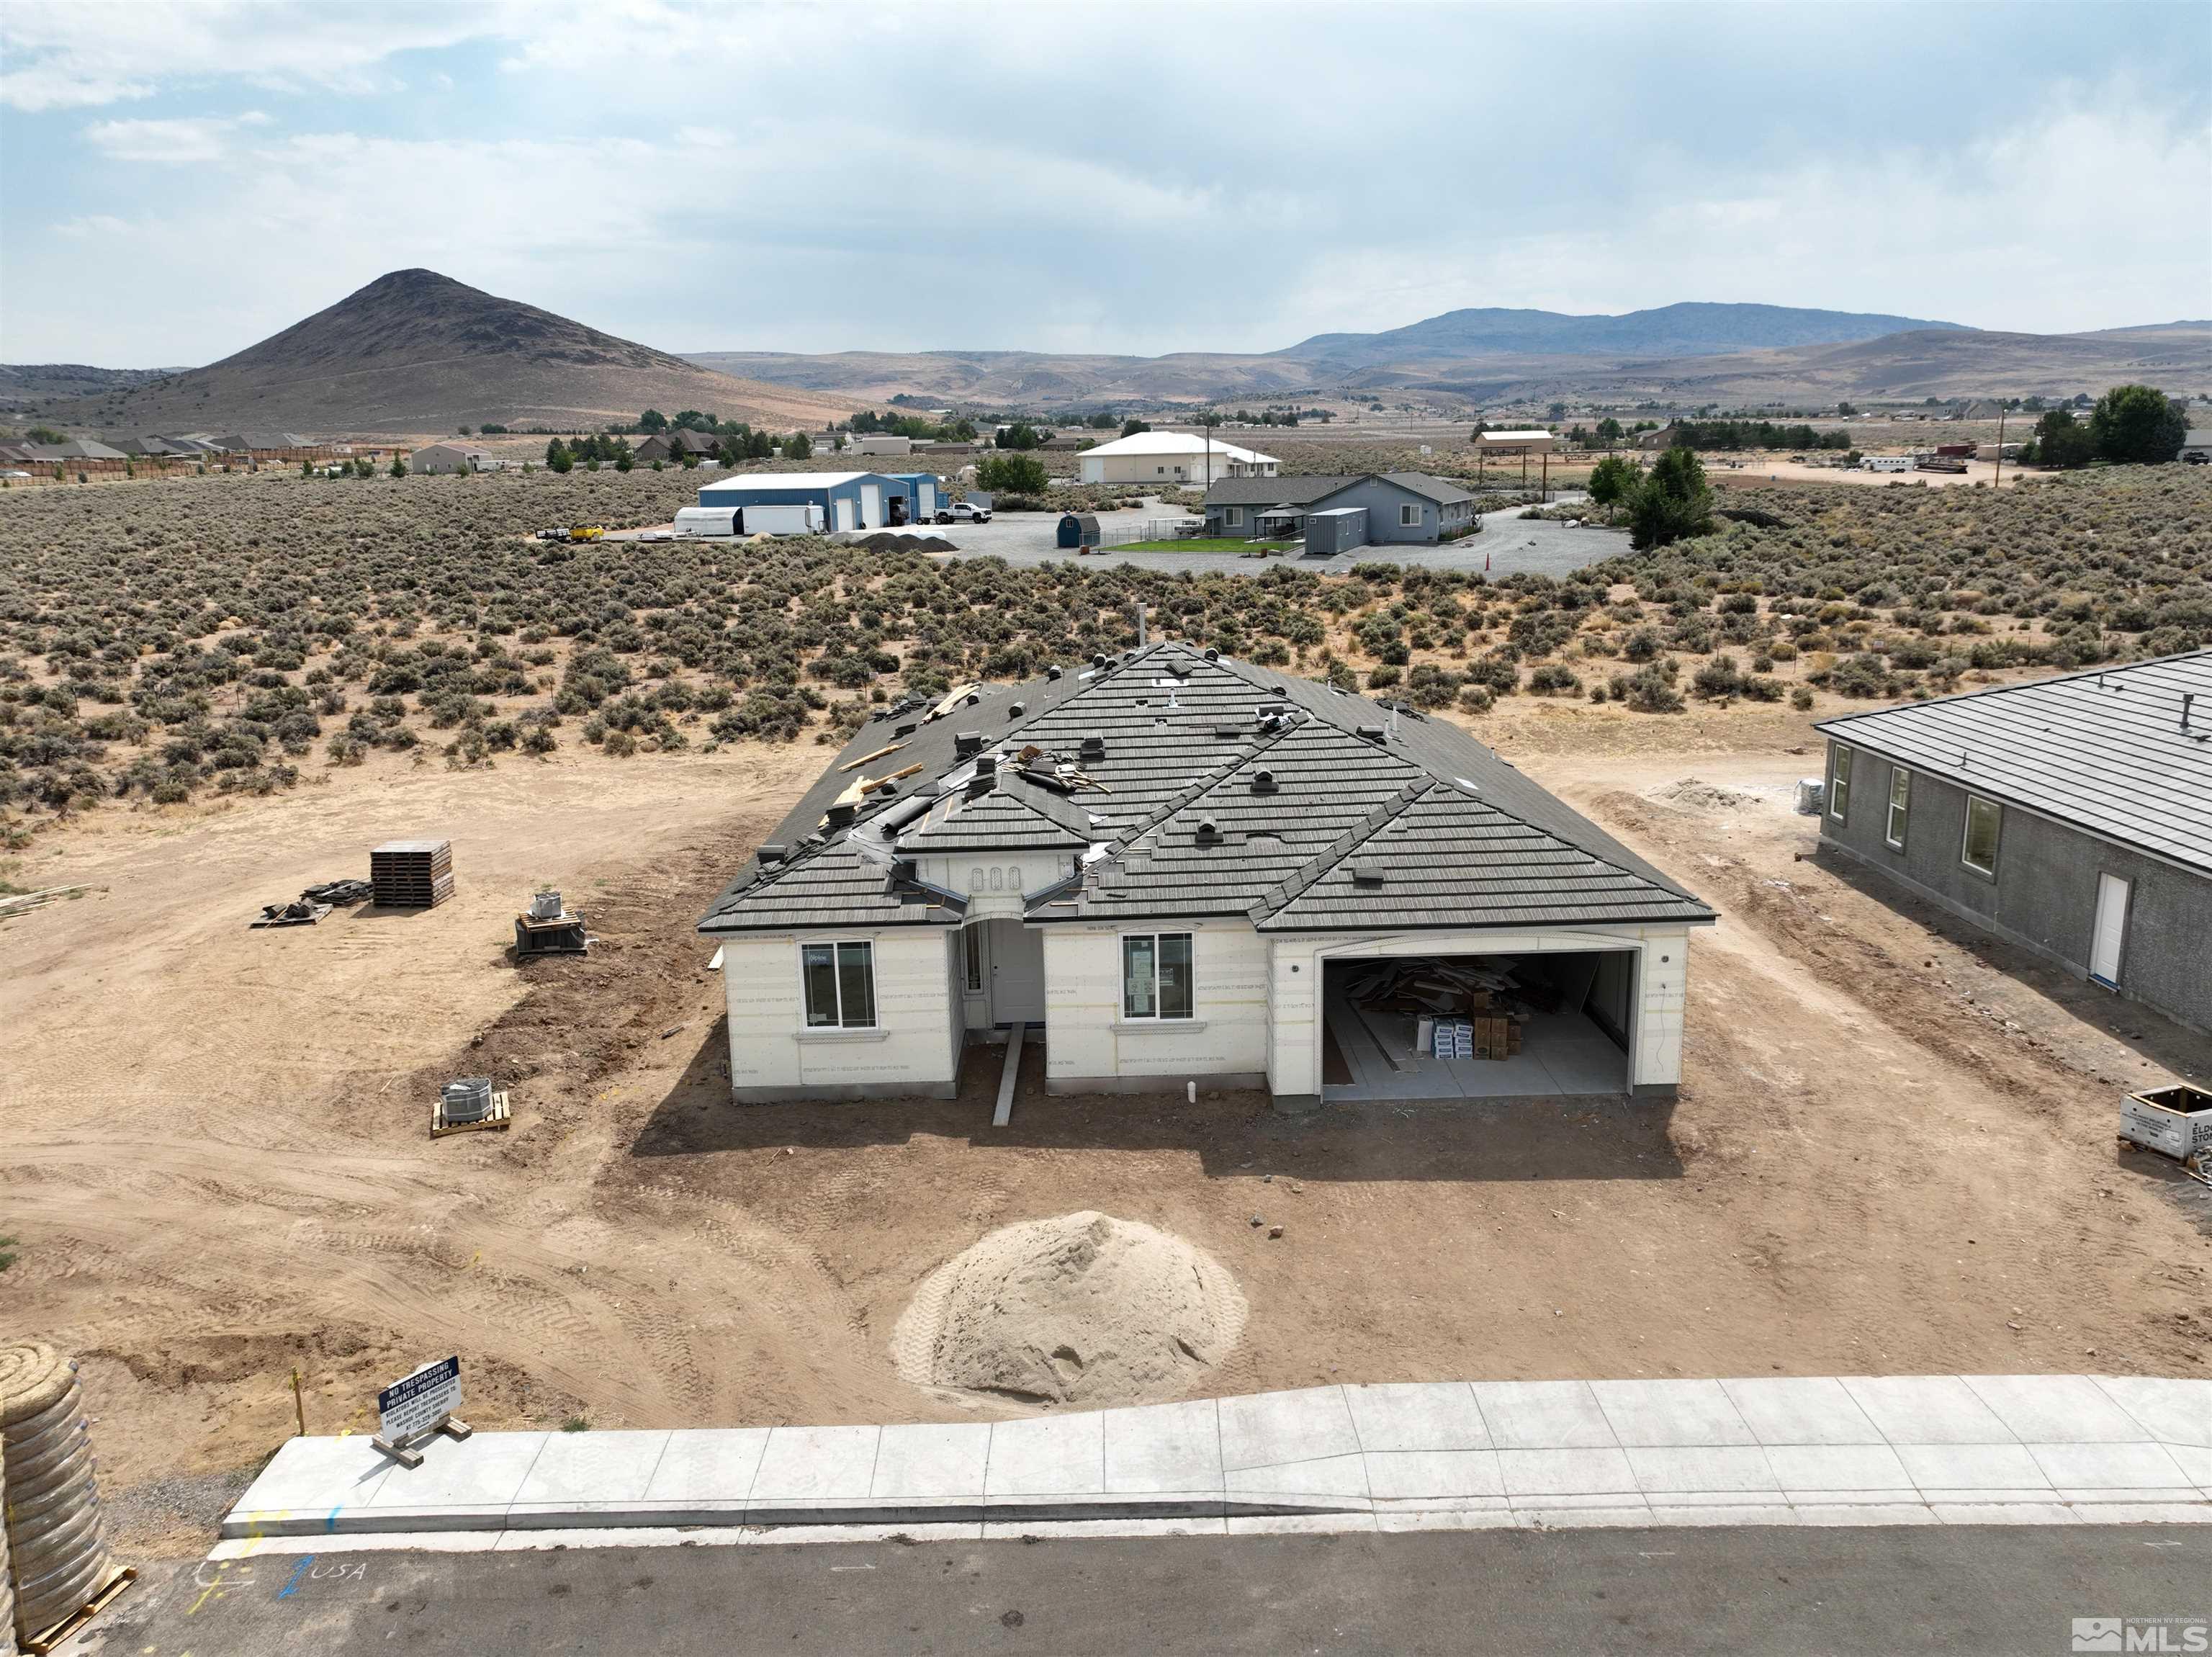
xmin=893 ymin=1213 xmax=1246 ymax=1407
xmin=1650 ymin=777 xmax=1761 ymax=812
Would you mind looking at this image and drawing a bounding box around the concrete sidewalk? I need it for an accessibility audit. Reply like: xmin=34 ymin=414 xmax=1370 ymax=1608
xmin=223 ymin=1374 xmax=2211 ymax=1542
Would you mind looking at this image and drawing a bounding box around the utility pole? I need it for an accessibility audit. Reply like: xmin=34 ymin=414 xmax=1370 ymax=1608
xmin=1992 ymin=403 xmax=2007 ymax=490
xmin=1540 ymin=446 xmax=1549 ymax=501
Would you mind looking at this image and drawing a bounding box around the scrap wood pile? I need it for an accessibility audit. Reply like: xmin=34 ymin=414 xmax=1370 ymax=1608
xmin=249 ymin=876 xmax=373 ymax=928
xmin=1344 ymin=959 xmax=1555 ymax=1062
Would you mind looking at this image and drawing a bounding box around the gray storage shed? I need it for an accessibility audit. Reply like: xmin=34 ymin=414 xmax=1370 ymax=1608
xmin=1305 ymin=506 xmax=1368 ymax=557
xmin=1302 ymin=472 xmax=1476 ymax=545
xmin=1815 ymin=651 xmax=2212 ymax=1035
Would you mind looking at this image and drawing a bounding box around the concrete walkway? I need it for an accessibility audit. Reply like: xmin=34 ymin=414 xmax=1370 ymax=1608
xmin=223 ymin=1374 xmax=2210 ymax=1541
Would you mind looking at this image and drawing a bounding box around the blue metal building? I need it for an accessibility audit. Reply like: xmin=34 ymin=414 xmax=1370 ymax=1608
xmin=697 ymin=471 xmax=927 ymax=532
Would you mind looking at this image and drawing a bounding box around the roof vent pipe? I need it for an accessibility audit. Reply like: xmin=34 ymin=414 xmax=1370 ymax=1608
xmin=1203 ymin=647 xmax=1219 ymax=662
xmin=1046 ymin=665 xmax=1062 ymax=681
xmin=1357 ymin=723 xmax=1388 ymax=745
xmin=2186 ymin=691 xmax=2198 ymax=732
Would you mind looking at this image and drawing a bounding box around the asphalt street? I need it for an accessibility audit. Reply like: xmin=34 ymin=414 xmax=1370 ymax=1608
xmin=69 ymin=1524 xmax=2209 ymax=1656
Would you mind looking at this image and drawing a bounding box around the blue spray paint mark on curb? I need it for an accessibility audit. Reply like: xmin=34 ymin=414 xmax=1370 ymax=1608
xmin=278 ymin=1555 xmax=315 ymax=1599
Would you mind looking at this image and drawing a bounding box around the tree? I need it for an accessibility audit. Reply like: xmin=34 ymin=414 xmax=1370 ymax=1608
xmin=995 ymin=421 xmax=1043 ymax=450
xmin=25 ymin=426 xmax=65 ymax=444
xmin=673 ymin=409 xmax=712 ymax=431
xmin=1586 ymin=454 xmax=1640 ymax=521
xmin=745 ymin=428 xmax=774 ymax=459
xmin=976 ymin=452 xmax=1048 ymax=493
xmin=2030 ymin=408 xmax=2095 ymax=469
xmin=1835 ymin=401 xmax=1857 ymax=418
xmin=457 ymin=424 xmax=472 ymax=436
xmin=1088 ymin=410 xmax=1118 ymax=429
xmin=545 ymin=439 xmax=573 ymax=473
xmin=1625 ymin=445 xmax=1714 ymax=549
xmin=1121 ymin=418 xmax=1151 ymax=438
xmin=637 ymin=409 xmax=669 ymax=433
xmin=1594 ymin=416 xmax=1624 ymax=446
xmin=390 ymin=455 xmax=408 ymax=478
xmin=2089 ymin=383 xmax=2188 ymax=464
xmin=786 ymin=431 xmax=812 ymax=459
xmin=1547 ymin=402 xmax=1568 ymax=423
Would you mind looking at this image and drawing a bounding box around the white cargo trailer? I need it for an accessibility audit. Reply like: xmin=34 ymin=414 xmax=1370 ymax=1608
xmin=741 ymin=503 xmax=827 ymax=536
xmin=673 ymin=508 xmax=739 ymax=537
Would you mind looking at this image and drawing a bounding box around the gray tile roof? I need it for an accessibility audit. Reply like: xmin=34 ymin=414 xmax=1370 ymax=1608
xmin=1202 ymin=475 xmax=1362 ymax=508
xmin=1373 ymin=471 xmax=1475 ymax=506
xmin=1815 ymin=650 xmax=2212 ymax=876
xmin=701 ymin=644 xmax=1714 ymax=937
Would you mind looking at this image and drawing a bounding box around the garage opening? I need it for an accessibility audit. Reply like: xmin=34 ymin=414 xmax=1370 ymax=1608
xmin=1321 ymin=951 xmax=1633 ymax=1102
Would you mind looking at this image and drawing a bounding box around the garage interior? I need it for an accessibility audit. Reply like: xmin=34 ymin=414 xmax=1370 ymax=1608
xmin=1321 ymin=951 xmax=1633 ymax=1102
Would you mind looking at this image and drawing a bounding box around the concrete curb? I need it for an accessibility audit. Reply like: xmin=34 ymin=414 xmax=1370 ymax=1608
xmin=222 ymin=1374 xmax=2212 ymax=1542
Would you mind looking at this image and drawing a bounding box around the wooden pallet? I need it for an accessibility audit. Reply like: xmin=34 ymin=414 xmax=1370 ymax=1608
xmin=431 ymin=1091 xmax=511 ymax=1137
xmin=23 ymin=1566 xmax=135 ymax=1655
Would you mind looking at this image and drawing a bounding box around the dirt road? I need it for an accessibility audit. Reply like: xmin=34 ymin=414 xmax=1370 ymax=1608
xmin=3 ymin=717 xmax=2204 ymax=1557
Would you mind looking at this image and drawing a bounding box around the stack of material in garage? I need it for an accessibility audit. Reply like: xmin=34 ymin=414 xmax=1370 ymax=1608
xmin=370 ymin=839 xmax=454 ymax=909
xmin=2 ymin=1343 xmax=129 ymax=1653
xmin=1347 ymin=960 xmax=1524 ymax=1022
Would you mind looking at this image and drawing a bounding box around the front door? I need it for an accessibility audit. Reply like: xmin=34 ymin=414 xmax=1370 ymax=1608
xmin=2090 ymin=873 xmax=2130 ymax=987
xmin=986 ymin=917 xmax=1045 ymax=1025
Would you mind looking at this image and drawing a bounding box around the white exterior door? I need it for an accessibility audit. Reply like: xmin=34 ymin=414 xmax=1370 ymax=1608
xmin=2090 ymin=873 xmax=2130 ymax=986
xmin=917 ymin=480 xmax=936 ymax=516
xmin=834 ymin=495 xmax=857 ymax=532
xmin=986 ymin=918 xmax=1046 ymax=1025
xmin=860 ymin=483 xmax=882 ymax=526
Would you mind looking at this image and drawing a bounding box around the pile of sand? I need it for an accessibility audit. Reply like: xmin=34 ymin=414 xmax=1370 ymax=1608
xmin=1651 ymin=777 xmax=1759 ymax=813
xmin=892 ymin=1212 xmax=1246 ymax=1407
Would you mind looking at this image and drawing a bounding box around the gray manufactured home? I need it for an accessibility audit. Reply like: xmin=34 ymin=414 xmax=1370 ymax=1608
xmin=1815 ymin=651 xmax=2212 ymax=1034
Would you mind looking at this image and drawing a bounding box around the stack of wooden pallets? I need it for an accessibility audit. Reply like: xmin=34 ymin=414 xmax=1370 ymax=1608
xmin=370 ymin=840 xmax=454 ymax=909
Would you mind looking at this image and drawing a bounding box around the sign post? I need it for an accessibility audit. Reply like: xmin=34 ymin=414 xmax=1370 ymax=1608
xmin=372 ymin=1357 xmax=471 ymax=1468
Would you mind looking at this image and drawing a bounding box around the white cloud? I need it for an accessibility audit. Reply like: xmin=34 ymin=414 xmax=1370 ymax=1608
xmin=84 ymin=114 xmax=260 ymax=163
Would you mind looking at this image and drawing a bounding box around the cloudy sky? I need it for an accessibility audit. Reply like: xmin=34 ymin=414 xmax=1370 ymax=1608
xmin=3 ymin=1 xmax=2207 ymax=369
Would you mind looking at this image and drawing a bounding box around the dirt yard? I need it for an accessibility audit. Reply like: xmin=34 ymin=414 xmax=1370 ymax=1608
xmin=3 ymin=711 xmax=2206 ymax=1557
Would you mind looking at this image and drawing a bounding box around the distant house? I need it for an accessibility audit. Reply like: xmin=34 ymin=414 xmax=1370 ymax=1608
xmin=215 ymin=431 xmax=315 ymax=457
xmin=1201 ymin=472 xmax=1474 ymax=547
xmin=850 ymin=434 xmax=914 ymax=457
xmin=1631 ymin=426 xmax=1680 ymax=451
xmin=2181 ymin=429 xmax=2212 ymax=464
xmin=1077 ymin=431 xmax=1278 ymax=487
xmin=1202 ymin=476 xmax=1362 ymax=539
xmin=1816 ymin=652 xmax=2212 ymax=1036
xmin=409 ymin=442 xmax=498 ymax=475
xmin=23 ymin=439 xmax=128 ymax=462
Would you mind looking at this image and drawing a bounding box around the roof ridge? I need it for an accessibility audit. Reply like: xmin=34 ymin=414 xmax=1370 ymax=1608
xmin=1102 ymin=707 xmax=1309 ymax=856
xmin=1251 ymin=777 xmax=1434 ymax=920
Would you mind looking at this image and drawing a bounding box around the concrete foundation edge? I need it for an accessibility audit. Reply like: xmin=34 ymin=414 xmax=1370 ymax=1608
xmin=729 ymin=1080 xmax=959 ymax=1103
xmin=1044 ymin=1073 xmax=1269 ymax=1097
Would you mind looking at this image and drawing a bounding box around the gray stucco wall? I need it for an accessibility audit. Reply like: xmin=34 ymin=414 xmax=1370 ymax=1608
xmin=1818 ymin=738 xmax=2212 ymax=1034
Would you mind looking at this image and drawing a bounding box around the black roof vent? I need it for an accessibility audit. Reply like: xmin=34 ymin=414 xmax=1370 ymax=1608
xmin=975 ymin=753 xmax=998 ymax=775
xmin=1092 ymin=652 xmax=1107 ymax=669
xmin=1264 ymin=683 xmax=1287 ymax=698
xmin=966 ymin=772 xmax=996 ymax=800
xmin=757 ymin=843 xmax=788 ymax=864
xmin=1349 ymin=861 xmax=1385 ymax=886
xmin=1079 ymin=734 xmax=1106 ymax=759
xmin=954 ymin=731 xmax=984 ymax=757
xmin=825 ymin=801 xmax=858 ymax=828
xmin=1195 ymin=819 xmax=1223 ymax=846
xmin=966 ymin=691 xmax=981 ymax=706
xmin=1357 ymin=724 xmax=1388 ymax=745
xmin=1047 ymin=665 xmax=1062 ymax=681
xmin=894 ymin=722 xmax=918 ymax=737
xmin=1202 ymin=647 xmax=1219 ymax=661
xmin=1009 ymin=701 xmax=1025 ymax=717
xmin=1251 ymin=769 xmax=1278 ymax=794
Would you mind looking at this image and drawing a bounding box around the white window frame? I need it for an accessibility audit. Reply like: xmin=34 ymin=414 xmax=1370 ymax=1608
xmin=1884 ymin=766 xmax=1911 ymax=850
xmin=1827 ymin=745 xmax=1853 ymax=822
xmin=801 ymin=939 xmax=877 ymax=1029
xmin=1399 ymin=503 xmax=1421 ymax=527
xmin=1961 ymin=795 xmax=2002 ymax=879
xmin=1120 ymin=932 xmax=1195 ymax=1020
xmin=1224 ymin=506 xmax=1244 ymax=528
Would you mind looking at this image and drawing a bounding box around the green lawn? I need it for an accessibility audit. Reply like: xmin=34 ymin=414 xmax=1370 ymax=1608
xmin=1107 ymin=537 xmax=1294 ymax=553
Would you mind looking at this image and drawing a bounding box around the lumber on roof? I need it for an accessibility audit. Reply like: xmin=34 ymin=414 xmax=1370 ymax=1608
xmin=924 ymin=682 xmax=981 ymax=722
xmin=837 ymin=742 xmax=906 ymax=772
xmin=863 ymin=763 xmax=922 ymax=791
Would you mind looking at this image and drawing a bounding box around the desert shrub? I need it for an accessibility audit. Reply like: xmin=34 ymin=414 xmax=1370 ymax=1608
xmin=1527 ymin=663 xmax=1581 ymax=695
